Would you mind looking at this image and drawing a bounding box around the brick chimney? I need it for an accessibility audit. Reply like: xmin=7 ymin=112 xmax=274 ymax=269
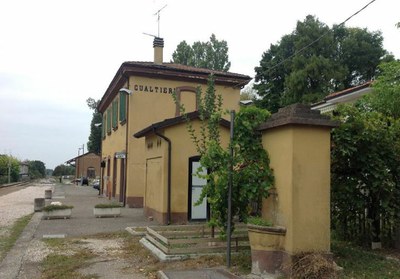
xmin=153 ymin=37 xmax=164 ymax=65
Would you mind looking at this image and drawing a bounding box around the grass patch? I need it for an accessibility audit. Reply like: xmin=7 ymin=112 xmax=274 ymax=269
xmin=230 ymin=250 xmax=252 ymax=274
xmin=94 ymin=203 xmax=121 ymax=208
xmin=333 ymin=240 xmax=400 ymax=279
xmin=247 ymin=216 xmax=272 ymax=227
xmin=0 ymin=214 xmax=33 ymax=261
xmin=43 ymin=204 xmax=73 ymax=212
xmin=41 ymin=250 xmax=95 ymax=279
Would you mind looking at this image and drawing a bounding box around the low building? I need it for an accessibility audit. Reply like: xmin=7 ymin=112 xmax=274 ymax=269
xmin=98 ymin=37 xmax=251 ymax=208
xmin=66 ymin=152 xmax=101 ymax=179
xmin=19 ymin=161 xmax=29 ymax=181
xmin=134 ymin=111 xmax=231 ymax=224
xmin=311 ymin=81 xmax=372 ymax=113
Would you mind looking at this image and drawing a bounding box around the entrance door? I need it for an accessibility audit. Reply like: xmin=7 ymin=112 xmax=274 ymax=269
xmin=189 ymin=158 xmax=207 ymax=220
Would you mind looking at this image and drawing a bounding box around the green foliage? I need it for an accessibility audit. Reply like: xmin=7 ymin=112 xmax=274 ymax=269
xmin=364 ymin=61 xmax=400 ymax=119
xmin=43 ymin=204 xmax=73 ymax=212
xmin=171 ymin=34 xmax=231 ymax=71
xmin=0 ymin=155 xmax=20 ymax=184
xmin=53 ymin=164 xmax=75 ymax=177
xmin=254 ymin=15 xmax=388 ymax=113
xmin=0 ymin=214 xmax=33 ymax=261
xmin=94 ymin=203 xmax=121 ymax=208
xmin=332 ymin=240 xmax=400 ymax=278
xmin=86 ymin=98 xmax=102 ymax=154
xmin=247 ymin=216 xmax=272 ymax=227
xmin=28 ymin=160 xmax=46 ymax=179
xmin=331 ymin=104 xmax=400 ymax=245
xmin=174 ymin=75 xmax=274 ymax=235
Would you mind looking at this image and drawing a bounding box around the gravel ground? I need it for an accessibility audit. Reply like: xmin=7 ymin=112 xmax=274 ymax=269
xmin=0 ymin=182 xmax=52 ymax=227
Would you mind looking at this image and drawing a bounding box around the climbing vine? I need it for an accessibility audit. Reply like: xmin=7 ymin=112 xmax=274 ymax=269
xmin=173 ymin=75 xmax=274 ymax=235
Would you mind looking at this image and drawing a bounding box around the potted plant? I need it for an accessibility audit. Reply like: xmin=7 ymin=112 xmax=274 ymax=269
xmin=42 ymin=204 xmax=73 ymax=220
xmin=93 ymin=202 xmax=122 ymax=218
xmin=247 ymin=215 xmax=287 ymax=275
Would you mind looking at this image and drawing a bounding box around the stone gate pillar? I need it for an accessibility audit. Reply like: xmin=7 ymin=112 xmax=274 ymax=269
xmin=255 ymin=104 xmax=338 ymax=275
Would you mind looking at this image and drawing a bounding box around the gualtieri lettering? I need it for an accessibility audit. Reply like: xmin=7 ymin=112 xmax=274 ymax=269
xmin=133 ymin=84 xmax=175 ymax=94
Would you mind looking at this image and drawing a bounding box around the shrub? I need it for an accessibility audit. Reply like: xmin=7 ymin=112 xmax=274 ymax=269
xmin=43 ymin=205 xmax=73 ymax=212
xmin=94 ymin=203 xmax=121 ymax=209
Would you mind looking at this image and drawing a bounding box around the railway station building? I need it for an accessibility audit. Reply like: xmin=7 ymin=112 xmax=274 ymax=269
xmin=98 ymin=37 xmax=251 ymax=222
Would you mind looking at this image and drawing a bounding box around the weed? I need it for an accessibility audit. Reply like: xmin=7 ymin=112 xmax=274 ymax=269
xmin=0 ymin=214 xmax=33 ymax=261
xmin=333 ymin=240 xmax=400 ymax=279
xmin=41 ymin=250 xmax=95 ymax=279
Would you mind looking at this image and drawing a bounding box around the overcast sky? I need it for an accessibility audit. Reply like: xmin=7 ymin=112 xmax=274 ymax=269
xmin=0 ymin=0 xmax=398 ymax=169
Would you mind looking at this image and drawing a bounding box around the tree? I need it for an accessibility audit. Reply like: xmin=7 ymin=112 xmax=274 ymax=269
xmin=331 ymin=104 xmax=400 ymax=245
xmin=28 ymin=160 xmax=46 ymax=179
xmin=0 ymin=155 xmax=19 ymax=184
xmin=86 ymin=98 xmax=102 ymax=154
xmin=364 ymin=61 xmax=400 ymax=118
xmin=171 ymin=34 xmax=231 ymax=71
xmin=53 ymin=164 xmax=75 ymax=176
xmin=174 ymin=75 xmax=274 ymax=235
xmin=240 ymin=83 xmax=257 ymax=101
xmin=254 ymin=15 xmax=389 ymax=112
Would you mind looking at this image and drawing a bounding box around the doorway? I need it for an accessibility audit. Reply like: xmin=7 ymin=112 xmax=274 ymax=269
xmin=188 ymin=157 xmax=208 ymax=221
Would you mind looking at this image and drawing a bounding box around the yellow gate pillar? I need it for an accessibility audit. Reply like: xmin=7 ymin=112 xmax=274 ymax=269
xmin=254 ymin=104 xmax=338 ymax=275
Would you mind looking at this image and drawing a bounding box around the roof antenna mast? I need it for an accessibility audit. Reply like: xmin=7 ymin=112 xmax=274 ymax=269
xmin=154 ymin=4 xmax=167 ymax=37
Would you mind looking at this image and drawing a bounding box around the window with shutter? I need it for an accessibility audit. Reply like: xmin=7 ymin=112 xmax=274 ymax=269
xmin=112 ymin=99 xmax=118 ymax=129
xmin=107 ymin=107 xmax=112 ymax=134
xmin=102 ymin=114 xmax=106 ymax=139
xmin=119 ymin=91 xmax=126 ymax=123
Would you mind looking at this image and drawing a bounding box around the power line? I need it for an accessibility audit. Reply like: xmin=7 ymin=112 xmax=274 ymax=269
xmin=264 ymin=0 xmax=377 ymax=73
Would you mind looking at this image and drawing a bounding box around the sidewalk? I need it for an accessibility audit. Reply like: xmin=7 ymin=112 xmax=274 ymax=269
xmin=0 ymin=183 xmax=246 ymax=279
xmin=33 ymin=183 xmax=151 ymax=238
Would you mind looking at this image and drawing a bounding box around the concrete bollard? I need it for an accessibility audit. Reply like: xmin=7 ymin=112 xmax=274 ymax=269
xmin=45 ymin=189 xmax=52 ymax=199
xmin=34 ymin=198 xmax=45 ymax=212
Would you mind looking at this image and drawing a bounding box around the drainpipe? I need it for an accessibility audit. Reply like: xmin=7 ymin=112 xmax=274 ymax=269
xmin=121 ymin=84 xmax=131 ymax=207
xmin=153 ymin=127 xmax=172 ymax=225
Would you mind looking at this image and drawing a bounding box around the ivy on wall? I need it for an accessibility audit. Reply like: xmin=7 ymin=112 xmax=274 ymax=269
xmin=174 ymin=75 xmax=274 ymax=236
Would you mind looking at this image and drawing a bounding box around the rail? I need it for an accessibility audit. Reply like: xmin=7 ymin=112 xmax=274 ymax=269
xmin=0 ymin=181 xmax=31 ymax=188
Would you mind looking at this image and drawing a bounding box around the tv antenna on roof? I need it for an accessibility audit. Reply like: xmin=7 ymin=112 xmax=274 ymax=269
xmin=154 ymin=4 xmax=167 ymax=37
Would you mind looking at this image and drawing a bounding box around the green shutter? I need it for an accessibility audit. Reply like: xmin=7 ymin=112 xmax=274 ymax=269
xmin=102 ymin=114 xmax=106 ymax=138
xmin=112 ymin=100 xmax=118 ymax=129
xmin=119 ymin=91 xmax=126 ymax=122
xmin=107 ymin=108 xmax=111 ymax=134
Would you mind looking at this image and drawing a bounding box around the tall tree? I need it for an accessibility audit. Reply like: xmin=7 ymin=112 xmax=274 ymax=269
xmin=53 ymin=164 xmax=75 ymax=176
xmin=86 ymin=98 xmax=101 ymax=154
xmin=29 ymin=160 xmax=46 ymax=179
xmin=364 ymin=61 xmax=400 ymax=118
xmin=0 ymin=155 xmax=19 ymax=184
xmin=254 ymin=15 xmax=389 ymax=112
xmin=171 ymin=34 xmax=231 ymax=71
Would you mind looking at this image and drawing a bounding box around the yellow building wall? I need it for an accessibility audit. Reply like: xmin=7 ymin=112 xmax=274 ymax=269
xmin=262 ymin=125 xmax=331 ymax=254
xmin=142 ymin=120 xmax=230 ymax=222
xmin=143 ymin=134 xmax=167 ymax=215
xmin=101 ymin=94 xmax=127 ymax=198
xmin=122 ymin=76 xmax=240 ymax=207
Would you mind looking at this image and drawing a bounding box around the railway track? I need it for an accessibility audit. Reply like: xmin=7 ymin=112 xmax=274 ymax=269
xmin=0 ymin=181 xmax=31 ymax=188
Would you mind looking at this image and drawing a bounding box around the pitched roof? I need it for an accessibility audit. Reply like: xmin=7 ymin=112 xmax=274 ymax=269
xmin=98 ymin=62 xmax=251 ymax=112
xmin=134 ymin=111 xmax=230 ymax=138
xmin=324 ymin=81 xmax=372 ymax=101
xmin=311 ymin=81 xmax=373 ymax=111
xmin=65 ymin=152 xmax=100 ymax=164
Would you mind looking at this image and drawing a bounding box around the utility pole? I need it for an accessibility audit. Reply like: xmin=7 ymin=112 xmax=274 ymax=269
xmin=226 ymin=110 xmax=235 ymax=268
xmin=7 ymin=155 xmax=11 ymax=184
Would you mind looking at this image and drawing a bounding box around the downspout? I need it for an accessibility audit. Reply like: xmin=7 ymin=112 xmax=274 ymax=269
xmin=153 ymin=127 xmax=172 ymax=225
xmin=122 ymin=74 xmax=130 ymax=207
xmin=123 ymin=84 xmax=130 ymax=207
xmin=123 ymin=95 xmax=129 ymax=207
